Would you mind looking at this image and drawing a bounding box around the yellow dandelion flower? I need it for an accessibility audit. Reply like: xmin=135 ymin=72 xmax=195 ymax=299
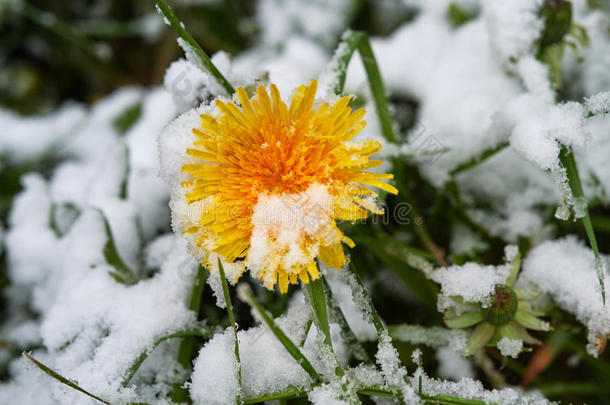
xmin=175 ymin=80 xmax=397 ymax=293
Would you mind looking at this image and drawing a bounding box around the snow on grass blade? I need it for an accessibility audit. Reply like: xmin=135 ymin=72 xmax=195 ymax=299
xmin=243 ymin=386 xmax=307 ymax=403
xmin=96 ymin=208 xmax=138 ymax=285
xmin=323 ymin=278 xmax=371 ymax=363
xmin=346 ymin=262 xmax=387 ymax=337
xmin=123 ymin=327 xmax=213 ymax=387
xmin=325 ymin=30 xmax=397 ymax=143
xmin=304 ymin=274 xmax=349 ymax=383
xmin=218 ymin=259 xmax=242 ymax=404
xmin=237 ymin=284 xmax=321 ymax=382
xmin=559 ymin=146 xmax=606 ymax=304
xmin=23 ymin=352 xmax=111 ymax=404
xmin=170 ymin=264 xmax=207 ymax=402
xmin=421 ymin=394 xmax=488 ymax=405
xmin=153 ymin=0 xmax=235 ymax=96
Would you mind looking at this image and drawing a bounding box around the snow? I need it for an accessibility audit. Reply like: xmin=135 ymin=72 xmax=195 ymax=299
xmin=190 ymin=328 xmax=240 ymax=405
xmin=248 ymin=183 xmax=336 ymax=287
xmin=190 ymin=302 xmax=314 ymax=403
xmin=323 ymin=264 xmax=377 ymax=341
xmin=0 ymin=103 xmax=86 ymax=165
xmin=436 ymin=347 xmax=474 ymax=381
xmin=521 ymin=237 xmax=610 ymax=356
xmin=429 ymin=261 xmax=511 ymax=310
xmin=586 ymin=91 xmax=610 ymax=116
xmin=375 ymin=331 xmax=418 ymax=403
xmin=497 ymin=338 xmax=524 ymax=359
xmin=482 ymin=0 xmax=544 ymax=62
xmin=389 ymin=324 xmax=468 ymax=354
xmin=414 ymin=373 xmax=552 ymax=405
xmin=256 ymin=0 xmax=354 ymax=47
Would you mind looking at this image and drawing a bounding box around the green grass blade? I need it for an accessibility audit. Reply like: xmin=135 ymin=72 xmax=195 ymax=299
xmin=559 ymin=146 xmax=606 ymax=304
xmin=113 ymin=101 xmax=143 ymax=135
xmin=450 ymin=142 xmax=509 ymax=177
xmin=327 ymin=30 xmax=397 ymax=143
xmin=356 ymin=34 xmax=398 ymax=143
xmin=170 ymin=264 xmax=208 ymax=402
xmin=305 ymin=277 xmax=333 ymax=347
xmin=238 ymin=285 xmax=320 ymax=382
xmin=95 ymin=208 xmax=138 ymax=285
xmin=421 ymin=393 xmax=489 ymax=405
xmin=323 ymin=278 xmax=371 ymax=363
xmin=243 ymin=387 xmax=307 ymax=403
xmin=346 ymin=262 xmax=387 ymax=337
xmin=23 ymin=352 xmax=111 ymax=404
xmin=123 ymin=327 xmax=213 ymax=387
xmin=153 ymin=0 xmax=235 ymax=95
xmin=304 ymin=275 xmax=347 ymax=380
xmin=218 ymin=259 xmax=242 ymax=404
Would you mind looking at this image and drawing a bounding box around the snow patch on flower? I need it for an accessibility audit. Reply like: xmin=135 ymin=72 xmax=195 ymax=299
xmin=247 ymin=183 xmax=336 ymax=287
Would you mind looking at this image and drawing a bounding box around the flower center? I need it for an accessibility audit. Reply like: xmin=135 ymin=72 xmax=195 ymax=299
xmin=481 ymin=285 xmax=519 ymax=326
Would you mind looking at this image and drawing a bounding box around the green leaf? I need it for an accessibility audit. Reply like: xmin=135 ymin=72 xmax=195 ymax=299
xmin=495 ymin=323 xmax=520 ymax=341
xmin=514 ymin=311 xmax=550 ymax=331
xmin=218 ymin=259 xmax=241 ymax=404
xmin=119 ymin=145 xmax=130 ymax=200
xmin=50 ymin=202 xmax=81 ymax=238
xmin=23 ymin=352 xmax=110 ymax=404
xmin=113 ymin=101 xmax=142 ymax=135
xmin=238 ymin=285 xmax=320 ymax=382
xmin=446 ymin=3 xmax=473 ymax=28
xmin=445 ymin=311 xmax=483 ymax=329
xmin=465 ymin=323 xmax=495 ymax=356
xmin=96 ymin=208 xmax=138 ymax=285
xmin=153 ymin=0 xmax=235 ymax=95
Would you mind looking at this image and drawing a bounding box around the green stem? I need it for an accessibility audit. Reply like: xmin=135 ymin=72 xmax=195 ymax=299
xmin=330 ymin=30 xmax=398 ymax=143
xmin=323 ymin=278 xmax=372 ymax=363
xmin=153 ymin=0 xmax=235 ymax=95
xmin=304 ymin=276 xmax=348 ymax=380
xmin=346 ymin=263 xmax=387 ymax=336
xmin=559 ymin=146 xmax=606 ymax=304
xmin=355 ymin=35 xmax=398 ymax=143
xmin=218 ymin=259 xmax=242 ymax=404
xmin=170 ymin=265 xmax=207 ymax=403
